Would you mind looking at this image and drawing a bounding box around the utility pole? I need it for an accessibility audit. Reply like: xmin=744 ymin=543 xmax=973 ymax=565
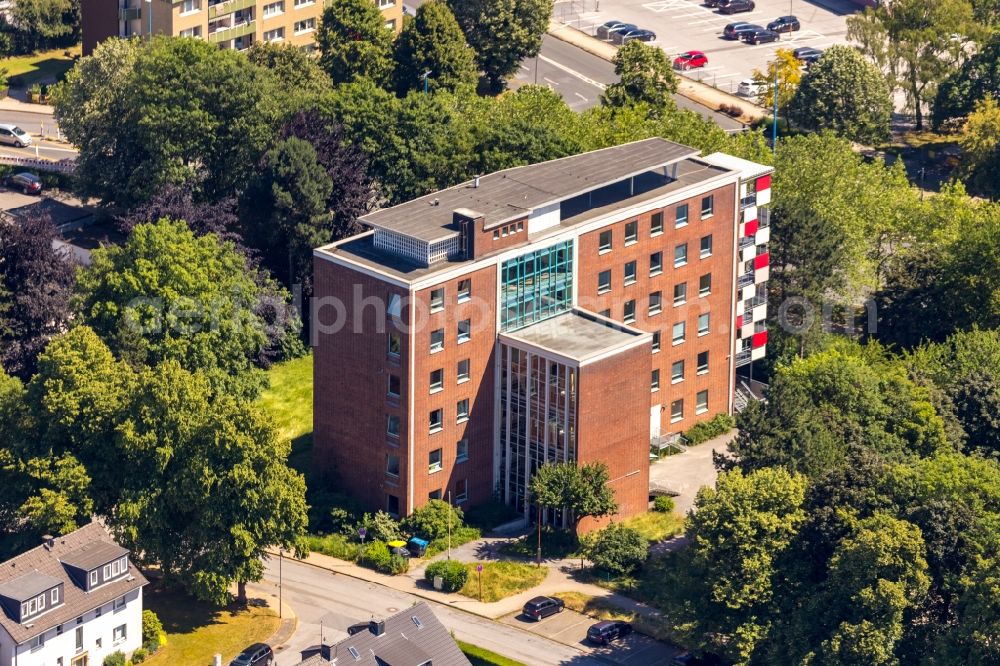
xmin=278 ymin=549 xmax=283 ymax=619
xmin=447 ymin=491 xmax=452 ymax=560
xmin=536 ymin=503 xmax=542 ymax=567
xmin=772 ymin=65 xmax=779 ymax=153
xmin=145 ymin=0 xmax=152 ymax=38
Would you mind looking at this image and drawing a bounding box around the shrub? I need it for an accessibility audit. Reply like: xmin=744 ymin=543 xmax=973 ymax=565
xmin=141 ymin=610 xmax=164 ymax=652
xmin=719 ymin=103 xmax=743 ymax=117
xmin=425 ymin=559 xmax=469 ymax=592
xmin=131 ymin=647 xmax=148 ymax=663
xmin=388 ymin=553 xmax=409 ymax=575
xmin=683 ymin=413 xmax=736 ymax=445
xmin=587 ymin=523 xmax=648 ymax=577
xmin=359 ymin=510 xmax=404 ymax=543
xmin=103 ymin=652 xmax=126 ymax=666
xmin=303 ymin=533 xmax=361 ymax=561
xmin=653 ymin=496 xmax=675 ymax=513
xmin=403 ymin=499 xmax=465 ymax=540
xmin=359 ymin=541 xmax=398 ymax=574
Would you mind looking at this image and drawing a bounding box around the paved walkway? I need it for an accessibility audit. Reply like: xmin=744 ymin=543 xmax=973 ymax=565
xmin=0 ymin=95 xmax=55 ymax=116
xmin=649 ymin=428 xmax=736 ymax=515
xmin=244 ymin=581 xmax=299 ymax=654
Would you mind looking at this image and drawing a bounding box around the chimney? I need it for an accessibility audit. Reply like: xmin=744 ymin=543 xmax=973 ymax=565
xmin=454 ymin=209 xmax=483 ymax=261
xmin=473 ymin=175 xmax=480 ymax=188
xmin=42 ymin=535 xmax=54 ymax=550
xmin=369 ymin=619 xmax=386 ymax=637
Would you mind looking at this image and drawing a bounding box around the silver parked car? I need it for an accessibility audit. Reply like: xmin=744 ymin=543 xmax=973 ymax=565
xmin=0 ymin=124 xmax=31 ymax=147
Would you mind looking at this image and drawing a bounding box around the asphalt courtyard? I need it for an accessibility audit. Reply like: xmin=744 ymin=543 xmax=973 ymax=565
xmin=558 ymin=0 xmax=859 ymax=96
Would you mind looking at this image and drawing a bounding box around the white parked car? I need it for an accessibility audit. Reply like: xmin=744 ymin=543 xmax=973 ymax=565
xmin=737 ymin=79 xmax=765 ymax=99
xmin=0 ymin=123 xmax=31 ymax=147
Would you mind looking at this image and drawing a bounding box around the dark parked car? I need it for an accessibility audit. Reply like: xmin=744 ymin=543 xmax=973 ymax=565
xmin=723 ymin=22 xmax=761 ymax=39
xmin=621 ymin=28 xmax=657 ymax=43
xmin=744 ymin=28 xmax=780 ymax=44
xmin=5 ymin=172 xmax=42 ymax=195
xmin=719 ymin=0 xmax=755 ymax=15
xmin=793 ymin=46 xmax=824 ymax=65
xmin=587 ymin=620 xmax=633 ymax=645
xmin=522 ymin=596 xmax=564 ymax=621
xmin=596 ymin=20 xmax=627 ymax=40
xmin=704 ymin=0 xmax=724 ymax=6
xmin=609 ymin=24 xmax=640 ymax=44
xmin=767 ymin=15 xmax=800 ymax=33
xmin=230 ymin=643 xmax=273 ymax=666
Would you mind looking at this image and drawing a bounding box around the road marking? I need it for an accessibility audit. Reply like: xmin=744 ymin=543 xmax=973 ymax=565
xmin=520 ymin=65 xmax=530 ymax=72
xmin=537 ymin=54 xmax=608 ymax=90
xmin=574 ymin=92 xmax=588 ymax=102
xmin=543 ymin=76 xmax=559 ymax=86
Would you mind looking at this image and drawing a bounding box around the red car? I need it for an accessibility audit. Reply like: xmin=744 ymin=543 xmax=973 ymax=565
xmin=674 ymin=51 xmax=708 ymax=70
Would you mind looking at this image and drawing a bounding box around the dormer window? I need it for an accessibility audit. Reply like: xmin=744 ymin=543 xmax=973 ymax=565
xmin=89 ymin=571 xmax=97 ymax=586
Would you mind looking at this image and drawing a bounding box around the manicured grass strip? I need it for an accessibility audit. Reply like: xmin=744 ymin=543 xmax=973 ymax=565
xmin=459 ymin=561 xmax=547 ymax=602
xmin=258 ymin=353 xmax=313 ymax=471
xmin=622 ymin=511 xmax=685 ymax=544
xmin=1 ymin=46 xmax=81 ymax=86
xmin=553 ymin=591 xmax=670 ymax=642
xmin=457 ymin=640 xmax=527 ymax=666
xmin=143 ymin=587 xmax=280 ymax=666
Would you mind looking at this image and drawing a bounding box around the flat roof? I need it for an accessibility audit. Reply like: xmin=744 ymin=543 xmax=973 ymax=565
xmin=500 ymin=309 xmax=650 ymax=364
xmin=60 ymin=541 xmax=128 ymax=572
xmin=0 ymin=571 xmax=61 ymax=602
xmin=702 ymin=152 xmax=773 ymax=181
xmin=359 ymin=138 xmax=698 ymax=242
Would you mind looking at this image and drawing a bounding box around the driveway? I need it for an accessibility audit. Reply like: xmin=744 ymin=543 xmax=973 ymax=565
xmin=649 ymin=430 xmax=735 ymax=515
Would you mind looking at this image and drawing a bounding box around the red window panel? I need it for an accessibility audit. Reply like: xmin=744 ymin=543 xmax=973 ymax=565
xmin=744 ymin=219 xmax=758 ymax=236
xmin=736 ymin=315 xmax=743 ymax=329
xmin=752 ymin=330 xmax=768 ymax=348
xmin=756 ymin=174 xmax=771 ymax=191
xmin=754 ymin=252 xmax=770 ymax=270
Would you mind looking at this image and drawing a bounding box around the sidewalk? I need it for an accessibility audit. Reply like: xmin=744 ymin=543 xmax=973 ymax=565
xmin=246 ymin=581 xmax=299 ymax=650
xmin=547 ymin=20 xmax=766 ymax=124
xmin=0 ymin=95 xmax=55 ymax=116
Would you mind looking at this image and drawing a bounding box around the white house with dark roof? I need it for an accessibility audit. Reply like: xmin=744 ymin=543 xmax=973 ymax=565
xmin=0 ymin=522 xmax=147 ymax=666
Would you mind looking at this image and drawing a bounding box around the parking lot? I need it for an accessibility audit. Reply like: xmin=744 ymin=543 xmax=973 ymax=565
xmin=560 ymin=0 xmax=858 ymax=96
xmin=503 ymin=607 xmax=681 ymax=664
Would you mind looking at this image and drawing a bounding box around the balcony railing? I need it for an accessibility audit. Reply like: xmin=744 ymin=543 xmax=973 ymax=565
xmin=740 ymin=194 xmax=757 ymax=210
xmin=119 ymin=7 xmax=141 ymax=20
xmin=209 ymin=0 xmax=256 ymax=20
xmin=208 ymin=20 xmax=255 ymax=43
xmin=735 ymin=349 xmax=752 ymax=367
xmin=739 ymin=236 xmax=755 ymax=250
xmin=738 ymin=272 xmax=755 ymax=288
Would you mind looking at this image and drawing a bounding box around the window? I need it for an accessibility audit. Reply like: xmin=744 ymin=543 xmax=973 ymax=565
xmin=430 ymin=328 xmax=444 ymax=352
xmin=624 ymin=299 xmax=636 ymax=323
xmin=263 ymin=27 xmax=284 ymax=41
xmin=180 ymin=0 xmax=200 ymax=14
xmin=671 ymin=399 xmax=684 ymax=423
xmin=430 ymin=368 xmax=443 ymax=392
xmin=430 ymin=287 xmax=445 ymax=312
xmin=652 ymin=331 xmax=661 ymax=352
xmin=455 ymin=479 xmax=468 ymax=503
xmin=293 ymin=18 xmax=315 ymax=33
xmin=673 ymin=282 xmax=687 ymax=306
xmin=599 ymin=309 xmax=611 ymax=317
xmin=651 ymin=211 xmax=663 ymax=235
xmin=388 ymin=294 xmax=402 ymax=318
xmin=388 ymin=333 xmax=401 ymax=356
xmin=111 ymin=558 xmax=122 ymax=576
xmin=179 ymin=26 xmax=202 ymax=37
xmin=51 ymin=588 xmax=58 ymax=604
xmin=699 ymin=273 xmax=712 ymax=297
xmin=386 ymin=454 xmax=400 ymax=477
xmin=674 ymin=243 xmax=688 ymax=267
xmin=262 ymin=0 xmax=283 ymax=16
xmin=672 ymin=360 xmax=685 ymax=383
xmin=598 ymin=270 xmax=612 ymax=293
xmin=113 ymin=624 xmax=126 ymax=643
xmin=387 ymin=494 xmax=400 ymax=516
xmin=75 ymin=627 xmax=83 ymax=651
xmin=294 ymin=0 xmax=312 ymax=5
xmin=625 ymin=220 xmax=638 ymax=244
xmin=89 ymin=570 xmax=97 ymax=587
xmin=700 ymin=234 xmax=713 ymax=258
xmin=698 ymin=313 xmax=710 ymax=336
xmin=456 ymin=438 xmax=469 ymax=462
xmin=649 ymin=291 xmax=662 ymax=315
xmin=429 ymin=409 xmax=443 ymax=433
xmin=624 ymin=260 xmax=637 ymax=285
xmin=429 ymin=448 xmax=443 ymax=473
xmin=676 ymin=203 xmax=689 ymax=227
xmin=599 ymin=230 xmax=612 ymax=252
xmin=114 ymin=595 xmax=125 ymax=610
xmin=457 ymin=319 xmax=471 ymax=343
xmin=672 ymin=321 xmax=686 ymax=345
xmin=697 ymin=351 xmax=709 ymax=374
xmin=697 ymin=390 xmax=709 ymax=414
xmin=104 ymin=564 xmax=111 ymax=579
xmin=95 ymin=606 xmax=101 ymax=617
xmin=651 ymin=369 xmax=660 ymax=391
xmin=388 ymin=374 xmax=401 ymax=397
xmin=457 ymin=359 xmax=470 ymax=382
xmin=57 ymin=624 xmax=63 ymax=635
xmin=30 ymin=634 xmax=43 ymax=650
xmin=701 ymin=195 xmax=714 ymax=218
xmin=650 ymin=251 xmax=663 ymax=276
xmin=501 ymin=241 xmax=573 ymax=330
xmin=428 ymin=490 xmax=442 ymax=500
xmin=456 ymin=398 xmax=469 ymax=422
xmin=387 ymin=415 xmax=400 ymax=437
xmin=458 ymin=279 xmax=471 ymax=302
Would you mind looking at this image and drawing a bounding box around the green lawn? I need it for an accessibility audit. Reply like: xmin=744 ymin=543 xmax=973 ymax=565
xmin=622 ymin=511 xmax=686 ymax=544
xmin=457 ymin=640 xmax=527 ymax=666
xmin=2 ymin=46 xmax=81 ymax=87
xmin=143 ymin=587 xmax=280 ymax=666
xmin=459 ymin=561 xmax=547 ymax=602
xmin=258 ymin=353 xmax=313 ymax=471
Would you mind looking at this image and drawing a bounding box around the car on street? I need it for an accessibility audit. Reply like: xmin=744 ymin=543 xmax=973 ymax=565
xmin=609 ymin=24 xmax=641 ymax=44
xmin=229 ymin=643 xmax=274 ymax=666
xmin=767 ymin=15 xmax=800 ymax=33
xmin=674 ymin=50 xmax=708 ymax=70
xmin=793 ymin=46 xmax=824 ymax=65
xmin=719 ymin=0 xmax=756 ymax=15
xmin=737 ymin=78 xmax=765 ymax=98
xmin=587 ymin=620 xmax=633 ymax=645
xmin=0 ymin=124 xmax=32 ymax=148
xmin=596 ymin=20 xmax=627 ymax=40
xmin=522 ymin=596 xmax=564 ymax=621
xmin=704 ymin=0 xmax=724 ymax=7
xmin=723 ymin=22 xmax=762 ymax=40
xmin=4 ymin=172 xmax=42 ymax=195
xmin=621 ymin=28 xmax=657 ymax=43
xmin=744 ymin=28 xmax=780 ymax=44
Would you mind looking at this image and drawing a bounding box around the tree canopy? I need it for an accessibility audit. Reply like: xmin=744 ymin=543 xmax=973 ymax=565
xmin=602 ymin=40 xmax=678 ymax=113
xmin=529 ymin=462 xmax=618 ymax=533
xmin=393 ymin=1 xmax=477 ymax=95
xmin=317 ymin=0 xmax=395 ymax=87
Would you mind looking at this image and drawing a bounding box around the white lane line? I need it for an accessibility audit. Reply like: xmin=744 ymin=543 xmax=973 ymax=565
xmin=543 ymin=76 xmax=559 ymax=86
xmin=520 ymin=65 xmax=530 ymax=72
xmin=537 ymin=54 xmax=608 ymax=90
xmin=574 ymin=92 xmax=589 ymax=102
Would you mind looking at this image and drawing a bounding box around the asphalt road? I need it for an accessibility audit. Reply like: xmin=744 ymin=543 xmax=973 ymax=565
xmin=259 ymin=556 xmax=610 ymax=666
xmin=0 ymin=108 xmax=76 ymax=161
xmin=513 ymin=34 xmax=744 ymax=131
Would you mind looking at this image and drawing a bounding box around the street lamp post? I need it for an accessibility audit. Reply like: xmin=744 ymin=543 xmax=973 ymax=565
xmin=145 ymin=0 xmax=152 ymax=38
xmin=772 ymin=66 xmax=779 ymax=153
xmin=278 ymin=549 xmax=283 ymax=619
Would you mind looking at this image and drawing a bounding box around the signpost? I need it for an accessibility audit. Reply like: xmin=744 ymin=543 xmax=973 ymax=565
xmin=477 ymin=563 xmax=484 ymax=601
xmin=358 ymin=527 xmax=367 ymax=546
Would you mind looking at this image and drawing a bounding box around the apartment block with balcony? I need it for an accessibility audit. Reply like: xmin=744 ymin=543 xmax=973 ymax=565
xmin=312 ymin=138 xmax=773 ymax=529
xmin=81 ymin=0 xmax=403 ymax=55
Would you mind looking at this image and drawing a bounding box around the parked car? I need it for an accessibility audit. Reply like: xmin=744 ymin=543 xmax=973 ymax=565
xmin=621 ymin=28 xmax=657 ymax=43
xmin=767 ymin=15 xmax=800 ymax=33
xmin=671 ymin=652 xmax=726 ymax=666
xmin=387 ymin=539 xmax=411 ymax=558
xmin=609 ymin=24 xmax=640 ymax=44
xmin=5 ymin=172 xmax=42 ymax=195
xmin=596 ymin=20 xmax=628 ymax=40
xmin=719 ymin=0 xmax=756 ymax=15
xmin=0 ymin=124 xmax=31 ymax=148
xmin=737 ymin=78 xmax=765 ymax=97
xmin=793 ymin=46 xmax=824 ymax=65
xmin=587 ymin=620 xmax=633 ymax=645
xmin=522 ymin=596 xmax=564 ymax=621
xmin=230 ymin=643 xmax=274 ymax=666
xmin=744 ymin=28 xmax=780 ymax=44
xmin=704 ymin=0 xmax=724 ymax=6
xmin=407 ymin=536 xmax=429 ymax=557
xmin=723 ymin=22 xmax=761 ymax=40
xmin=673 ymin=50 xmax=708 ymax=70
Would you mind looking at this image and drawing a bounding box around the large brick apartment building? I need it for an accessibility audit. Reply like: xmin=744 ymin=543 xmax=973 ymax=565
xmin=313 ymin=138 xmax=771 ymax=528
xmin=81 ymin=0 xmax=403 ymax=55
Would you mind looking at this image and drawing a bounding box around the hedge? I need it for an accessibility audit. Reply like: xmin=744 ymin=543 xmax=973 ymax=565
xmin=683 ymin=413 xmax=736 ymax=445
xmin=425 ymin=559 xmax=468 ymax=592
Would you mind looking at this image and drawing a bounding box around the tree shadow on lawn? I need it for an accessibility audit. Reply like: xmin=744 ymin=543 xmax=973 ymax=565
xmin=144 ymin=585 xmax=230 ymax=636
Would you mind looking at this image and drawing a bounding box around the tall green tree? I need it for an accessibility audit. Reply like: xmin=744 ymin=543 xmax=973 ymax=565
xmin=393 ymin=1 xmax=477 ymax=95
xmin=11 ymin=0 xmax=79 ymax=50
xmin=958 ymin=95 xmax=1000 ymax=198
xmin=246 ymin=40 xmax=333 ymax=104
xmin=446 ymin=0 xmax=551 ymax=92
xmin=602 ymin=40 xmax=678 ymax=114
xmin=934 ymin=33 xmax=1000 ymax=126
xmin=317 ymin=0 xmax=395 ymax=87
xmin=529 ymin=462 xmax=618 ymax=534
xmin=787 ymin=45 xmax=892 ymax=145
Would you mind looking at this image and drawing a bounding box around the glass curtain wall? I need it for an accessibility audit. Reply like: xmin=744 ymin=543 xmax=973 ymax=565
xmin=500 ymin=241 xmax=574 ymax=331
